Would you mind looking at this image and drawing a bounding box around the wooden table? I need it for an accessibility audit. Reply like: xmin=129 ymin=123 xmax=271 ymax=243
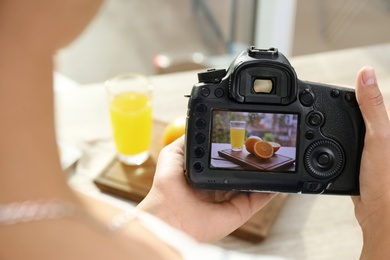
xmin=55 ymin=43 xmax=390 ymax=260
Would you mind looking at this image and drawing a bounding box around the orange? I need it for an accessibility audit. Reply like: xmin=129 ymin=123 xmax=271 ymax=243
xmin=162 ymin=115 xmax=187 ymax=146
xmin=245 ymin=136 xmax=262 ymax=154
xmin=269 ymin=142 xmax=281 ymax=153
xmin=253 ymin=141 xmax=274 ymax=159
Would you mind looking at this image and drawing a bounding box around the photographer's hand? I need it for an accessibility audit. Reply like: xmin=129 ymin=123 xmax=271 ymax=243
xmin=138 ymin=136 xmax=276 ymax=242
xmin=352 ymin=67 xmax=390 ymax=259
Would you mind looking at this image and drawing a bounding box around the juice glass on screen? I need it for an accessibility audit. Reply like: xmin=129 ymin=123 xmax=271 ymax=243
xmin=230 ymin=121 xmax=246 ymax=151
xmin=106 ymin=73 xmax=153 ymax=165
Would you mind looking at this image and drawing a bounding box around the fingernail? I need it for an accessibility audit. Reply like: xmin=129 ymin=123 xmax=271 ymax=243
xmin=362 ymin=67 xmax=377 ymax=86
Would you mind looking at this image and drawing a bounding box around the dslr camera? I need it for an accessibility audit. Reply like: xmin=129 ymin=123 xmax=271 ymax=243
xmin=184 ymin=47 xmax=365 ymax=195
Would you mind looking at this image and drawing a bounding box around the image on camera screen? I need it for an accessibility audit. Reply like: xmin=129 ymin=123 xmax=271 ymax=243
xmin=210 ymin=110 xmax=299 ymax=172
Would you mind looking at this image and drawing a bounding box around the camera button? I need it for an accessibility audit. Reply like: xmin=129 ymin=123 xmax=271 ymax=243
xmin=214 ymin=88 xmax=224 ymax=98
xmin=299 ymin=90 xmax=315 ymax=106
xmin=200 ymin=87 xmax=210 ymax=97
xmin=305 ymin=130 xmax=315 ymax=140
xmin=344 ymin=92 xmax=356 ymax=103
xmin=331 ymin=89 xmax=340 ymax=98
xmin=304 ymin=139 xmax=344 ymax=179
xmin=194 ymin=147 xmax=205 ymax=158
xmin=307 ymin=112 xmax=324 ymax=127
xmin=195 ymin=133 xmax=206 ymax=144
xmin=344 ymin=92 xmax=359 ymax=107
xmin=193 ymin=162 xmax=204 ymax=172
xmin=318 ymin=153 xmax=331 ymax=167
xmin=196 ymin=104 xmax=207 ymax=114
xmin=195 ymin=119 xmax=207 ymax=129
xmin=303 ymin=182 xmax=323 ymax=193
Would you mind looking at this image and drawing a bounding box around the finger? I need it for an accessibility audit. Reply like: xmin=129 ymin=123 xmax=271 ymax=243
xmin=248 ymin=192 xmax=278 ymax=211
xmin=154 ymin=135 xmax=185 ymax=181
xmin=229 ymin=192 xmax=276 ymax=215
xmin=166 ymin=134 xmax=185 ymax=151
xmin=159 ymin=135 xmax=185 ymax=160
xmin=351 ymin=194 xmax=361 ymax=206
xmin=355 ymin=67 xmax=389 ymax=134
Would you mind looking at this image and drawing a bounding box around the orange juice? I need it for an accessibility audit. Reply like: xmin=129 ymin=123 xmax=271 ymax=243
xmin=109 ymin=91 xmax=152 ymax=155
xmin=230 ymin=127 xmax=245 ymax=151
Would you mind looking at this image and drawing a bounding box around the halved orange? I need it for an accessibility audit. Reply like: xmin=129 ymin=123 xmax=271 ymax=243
xmin=269 ymin=142 xmax=281 ymax=153
xmin=253 ymin=141 xmax=274 ymax=159
xmin=245 ymin=136 xmax=262 ymax=154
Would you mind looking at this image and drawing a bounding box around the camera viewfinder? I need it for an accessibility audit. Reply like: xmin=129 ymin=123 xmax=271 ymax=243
xmin=253 ymin=79 xmax=273 ymax=94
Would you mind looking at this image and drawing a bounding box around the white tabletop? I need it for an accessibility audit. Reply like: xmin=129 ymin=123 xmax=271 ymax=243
xmin=55 ymin=43 xmax=390 ymax=260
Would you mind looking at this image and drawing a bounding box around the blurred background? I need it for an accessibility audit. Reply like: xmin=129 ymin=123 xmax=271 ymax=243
xmin=55 ymin=0 xmax=390 ymax=84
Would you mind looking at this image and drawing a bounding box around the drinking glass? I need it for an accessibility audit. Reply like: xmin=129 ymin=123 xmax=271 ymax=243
xmin=230 ymin=121 xmax=246 ymax=151
xmin=106 ymin=73 xmax=153 ymax=165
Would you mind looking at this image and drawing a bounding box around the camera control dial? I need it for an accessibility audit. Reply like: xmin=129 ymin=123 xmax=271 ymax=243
xmin=304 ymin=139 xmax=344 ymax=179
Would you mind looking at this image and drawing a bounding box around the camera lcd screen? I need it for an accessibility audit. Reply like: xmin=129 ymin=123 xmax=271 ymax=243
xmin=210 ymin=110 xmax=298 ymax=172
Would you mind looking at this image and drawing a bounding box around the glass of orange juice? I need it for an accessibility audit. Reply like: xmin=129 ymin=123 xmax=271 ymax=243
xmin=106 ymin=73 xmax=153 ymax=165
xmin=230 ymin=121 xmax=246 ymax=151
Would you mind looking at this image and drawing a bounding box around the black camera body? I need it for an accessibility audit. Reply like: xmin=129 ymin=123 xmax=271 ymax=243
xmin=184 ymin=47 xmax=365 ymax=195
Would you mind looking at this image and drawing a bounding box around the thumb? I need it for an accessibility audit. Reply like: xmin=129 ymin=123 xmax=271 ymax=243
xmin=355 ymin=66 xmax=389 ymax=134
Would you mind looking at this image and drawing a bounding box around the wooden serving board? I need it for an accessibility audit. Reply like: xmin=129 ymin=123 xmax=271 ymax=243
xmin=94 ymin=120 xmax=166 ymax=202
xmin=94 ymin=120 xmax=288 ymax=242
xmin=218 ymin=149 xmax=295 ymax=171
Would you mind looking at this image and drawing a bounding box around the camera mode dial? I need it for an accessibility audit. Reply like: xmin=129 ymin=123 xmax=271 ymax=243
xmin=304 ymin=139 xmax=344 ymax=179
